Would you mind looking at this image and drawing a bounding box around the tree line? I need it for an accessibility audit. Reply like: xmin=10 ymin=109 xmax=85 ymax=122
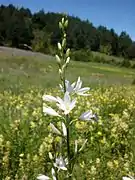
xmin=0 ymin=4 xmax=135 ymax=59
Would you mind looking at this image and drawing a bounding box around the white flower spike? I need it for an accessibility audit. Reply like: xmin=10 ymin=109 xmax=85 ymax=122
xmin=43 ymin=106 xmax=60 ymax=117
xmin=37 ymin=174 xmax=50 ymax=180
xmin=56 ymin=92 xmax=76 ymax=115
xmin=79 ymin=110 xmax=96 ymax=121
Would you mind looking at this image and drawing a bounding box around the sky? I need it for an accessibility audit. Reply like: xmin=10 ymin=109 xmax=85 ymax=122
xmin=0 ymin=0 xmax=135 ymax=40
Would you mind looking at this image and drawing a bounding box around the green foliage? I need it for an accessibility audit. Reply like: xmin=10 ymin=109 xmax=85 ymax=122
xmin=0 ymin=86 xmax=135 ymax=179
xmin=0 ymin=4 xmax=135 ymax=59
xmin=71 ymin=50 xmax=92 ymax=62
xmin=121 ymin=59 xmax=131 ymax=68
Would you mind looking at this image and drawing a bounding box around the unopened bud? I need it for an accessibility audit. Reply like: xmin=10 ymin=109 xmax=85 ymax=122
xmin=66 ymin=48 xmax=70 ymax=57
xmin=62 ymin=38 xmax=66 ymax=47
xmin=59 ymin=69 xmax=63 ymax=75
xmin=66 ymin=57 xmax=70 ymax=64
xmin=64 ymin=20 xmax=68 ymax=28
xmin=49 ymin=152 xmax=53 ymax=160
xmin=64 ymin=33 xmax=66 ymax=38
xmin=55 ymin=55 xmax=61 ymax=64
xmin=62 ymin=18 xmax=65 ymax=24
xmin=62 ymin=64 xmax=67 ymax=71
xmin=57 ymin=42 xmax=62 ymax=51
xmin=59 ymin=22 xmax=63 ymax=29
xmin=75 ymin=140 xmax=78 ymax=154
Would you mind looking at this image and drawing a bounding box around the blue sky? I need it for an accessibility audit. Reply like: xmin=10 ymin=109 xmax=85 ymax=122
xmin=0 ymin=0 xmax=135 ymax=40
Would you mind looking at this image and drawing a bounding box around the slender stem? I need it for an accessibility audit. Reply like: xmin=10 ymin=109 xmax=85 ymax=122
xmin=66 ymin=114 xmax=72 ymax=179
xmin=62 ymin=78 xmax=72 ymax=179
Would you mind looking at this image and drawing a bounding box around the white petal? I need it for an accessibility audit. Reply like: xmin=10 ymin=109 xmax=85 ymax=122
xmin=62 ymin=122 xmax=67 ymax=136
xmin=64 ymin=92 xmax=71 ymax=105
xmin=37 ymin=174 xmax=50 ymax=180
xmin=65 ymin=80 xmax=74 ymax=93
xmin=77 ymin=92 xmax=90 ymax=96
xmin=122 ymin=177 xmax=134 ymax=180
xmin=60 ymin=166 xmax=67 ymax=171
xmin=69 ymin=99 xmax=76 ymax=112
xmin=56 ymin=97 xmax=66 ymax=112
xmin=42 ymin=95 xmax=58 ymax=102
xmin=43 ymin=106 xmax=60 ymax=117
xmin=71 ymin=81 xmax=76 ymax=89
xmin=74 ymin=77 xmax=82 ymax=91
xmin=51 ymin=168 xmax=56 ymax=180
xmin=75 ymin=140 xmax=78 ymax=154
xmin=50 ymin=123 xmax=61 ymax=135
xmin=79 ymin=110 xmax=94 ymax=121
xmin=77 ymin=87 xmax=90 ymax=93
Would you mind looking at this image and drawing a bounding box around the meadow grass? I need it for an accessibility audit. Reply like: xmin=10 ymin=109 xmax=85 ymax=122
xmin=0 ymin=54 xmax=135 ymax=179
xmin=0 ymin=54 xmax=134 ymax=92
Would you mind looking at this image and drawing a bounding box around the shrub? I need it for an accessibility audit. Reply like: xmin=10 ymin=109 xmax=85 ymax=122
xmin=121 ymin=59 xmax=131 ymax=68
xmin=71 ymin=50 xmax=92 ymax=62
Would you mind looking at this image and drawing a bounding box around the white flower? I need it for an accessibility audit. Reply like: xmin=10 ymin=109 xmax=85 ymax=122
xmin=54 ymin=156 xmax=67 ymax=171
xmin=56 ymin=92 xmax=76 ymax=115
xmin=62 ymin=122 xmax=67 ymax=137
xmin=37 ymin=174 xmax=50 ymax=180
xmin=74 ymin=77 xmax=90 ymax=96
xmin=79 ymin=110 xmax=96 ymax=121
xmin=59 ymin=77 xmax=90 ymax=96
xmin=50 ymin=123 xmax=61 ymax=135
xmin=43 ymin=92 xmax=76 ymax=116
xmin=59 ymin=80 xmax=75 ymax=93
xmin=43 ymin=106 xmax=60 ymax=117
xmin=122 ymin=176 xmax=135 ymax=180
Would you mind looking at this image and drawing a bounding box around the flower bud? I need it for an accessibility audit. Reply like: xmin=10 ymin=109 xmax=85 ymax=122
xmin=49 ymin=152 xmax=53 ymax=160
xmin=59 ymin=69 xmax=63 ymax=76
xmin=55 ymin=55 xmax=61 ymax=64
xmin=62 ymin=38 xmax=66 ymax=47
xmin=62 ymin=17 xmax=65 ymax=24
xmin=66 ymin=57 xmax=70 ymax=64
xmin=64 ymin=20 xmax=68 ymax=28
xmin=62 ymin=64 xmax=67 ymax=71
xmin=57 ymin=42 xmax=62 ymax=51
xmin=75 ymin=140 xmax=78 ymax=154
xmin=59 ymin=22 xmax=63 ymax=29
xmin=66 ymin=48 xmax=70 ymax=57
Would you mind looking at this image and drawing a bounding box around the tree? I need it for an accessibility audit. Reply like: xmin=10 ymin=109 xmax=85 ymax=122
xmin=118 ymin=31 xmax=132 ymax=57
xmin=127 ymin=43 xmax=135 ymax=59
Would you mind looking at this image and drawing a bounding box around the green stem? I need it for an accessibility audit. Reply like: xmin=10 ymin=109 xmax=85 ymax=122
xmin=63 ymin=78 xmax=72 ymax=179
xmin=66 ymin=114 xmax=72 ymax=179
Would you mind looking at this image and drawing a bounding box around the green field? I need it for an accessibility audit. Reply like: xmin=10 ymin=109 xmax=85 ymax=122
xmin=0 ymin=54 xmax=135 ymax=92
xmin=0 ymin=53 xmax=135 ymax=179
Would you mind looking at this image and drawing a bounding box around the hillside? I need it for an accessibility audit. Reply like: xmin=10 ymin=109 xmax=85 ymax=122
xmin=0 ymin=4 xmax=135 ymax=61
xmin=0 ymin=47 xmax=134 ymax=92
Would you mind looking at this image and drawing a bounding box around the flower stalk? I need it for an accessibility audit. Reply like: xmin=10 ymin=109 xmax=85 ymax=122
xmin=39 ymin=15 xmax=96 ymax=180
